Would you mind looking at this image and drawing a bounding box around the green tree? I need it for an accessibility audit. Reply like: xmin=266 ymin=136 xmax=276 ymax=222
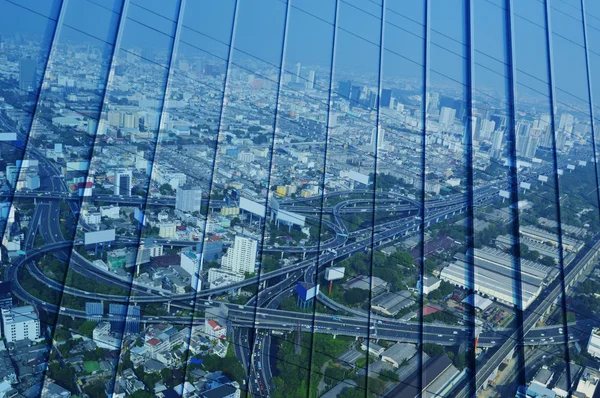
xmin=340 ymin=388 xmax=365 ymax=398
xmin=159 ymin=183 xmax=174 ymax=195
xmin=422 ymin=343 xmax=445 ymax=357
xmin=344 ymin=288 xmax=369 ymax=305
xmin=380 ymin=369 xmax=399 ymax=382
xmin=391 ymin=251 xmax=414 ymax=267
xmin=85 ymin=382 xmax=106 ymax=398
xmin=129 ymin=391 xmax=154 ymax=398
xmin=78 ymin=321 xmax=97 ymax=338
xmin=261 ymin=256 xmax=280 ymax=272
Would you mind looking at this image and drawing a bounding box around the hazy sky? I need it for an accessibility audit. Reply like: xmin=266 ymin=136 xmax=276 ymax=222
xmin=0 ymin=0 xmax=598 ymax=112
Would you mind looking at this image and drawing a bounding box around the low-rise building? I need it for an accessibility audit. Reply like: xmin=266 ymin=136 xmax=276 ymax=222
xmin=199 ymin=383 xmax=240 ymax=398
xmin=576 ymin=367 xmax=600 ymax=398
xmin=205 ymin=319 xmax=227 ymax=341
xmin=371 ymin=291 xmax=415 ymax=317
xmin=381 ymin=343 xmax=417 ymax=368
xmin=345 ymin=275 xmax=388 ymax=294
xmin=208 ymin=268 xmax=244 ymax=289
xmin=41 ymin=378 xmax=71 ymax=397
xmin=587 ymin=328 xmax=600 ymax=358
xmin=93 ymin=322 xmax=119 ymax=350
xmin=553 ymin=363 xmax=582 ymax=398
xmin=1 ymin=306 xmax=40 ymax=343
xmin=360 ymin=341 xmax=385 ymax=357
xmin=422 ymin=275 xmax=441 ymax=295
xmin=532 ymin=365 xmax=554 ymax=388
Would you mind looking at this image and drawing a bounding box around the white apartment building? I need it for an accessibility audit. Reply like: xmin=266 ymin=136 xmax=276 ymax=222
xmin=176 ymin=186 xmax=202 ymax=213
xmin=158 ymin=223 xmax=176 ymax=238
xmin=100 ymin=205 xmax=120 ymax=219
xmin=180 ymin=249 xmax=202 ymax=291
xmin=2 ymin=306 xmax=40 ymax=343
xmin=92 ymin=322 xmax=119 ymax=350
xmin=204 ymin=319 xmax=227 ymax=340
xmin=82 ymin=211 xmax=101 ymax=225
xmin=587 ymin=328 xmax=600 ymax=358
xmin=221 ymin=236 xmax=257 ymax=274
xmin=208 ymin=268 xmax=245 ymax=288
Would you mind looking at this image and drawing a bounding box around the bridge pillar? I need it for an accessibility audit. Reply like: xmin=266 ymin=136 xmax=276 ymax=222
xmin=238 ymin=288 xmax=242 ymax=295
xmin=167 ymin=301 xmax=171 ymax=312
xmin=303 ymin=252 xmax=306 ymax=260
xmin=286 ymin=272 xmax=289 ymax=278
xmin=355 ymin=335 xmax=359 ymax=341
xmin=332 ymin=334 xmax=337 ymax=339
xmin=281 ymin=252 xmax=284 ymax=259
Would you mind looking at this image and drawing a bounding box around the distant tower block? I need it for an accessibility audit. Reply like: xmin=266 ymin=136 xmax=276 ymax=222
xmin=296 ymin=281 xmax=319 ymax=311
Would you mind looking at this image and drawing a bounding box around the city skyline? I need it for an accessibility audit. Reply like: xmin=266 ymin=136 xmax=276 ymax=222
xmin=0 ymin=1 xmax=599 ymax=398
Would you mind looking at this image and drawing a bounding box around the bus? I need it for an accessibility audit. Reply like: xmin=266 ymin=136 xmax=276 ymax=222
xmin=337 ymin=232 xmax=349 ymax=238
xmin=257 ymin=361 xmax=262 ymax=370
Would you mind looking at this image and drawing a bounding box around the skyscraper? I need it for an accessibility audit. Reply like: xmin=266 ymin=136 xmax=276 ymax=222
xmin=439 ymin=106 xmax=456 ymax=128
xmin=370 ymin=125 xmax=385 ymax=152
xmin=381 ymin=89 xmax=392 ymax=108
xmin=114 ymin=170 xmax=132 ymax=196
xmin=307 ymin=70 xmax=315 ymax=89
xmin=338 ymin=80 xmax=351 ymax=98
xmin=19 ymin=57 xmax=36 ymax=91
xmin=350 ymin=85 xmax=361 ymax=104
xmin=295 ymin=62 xmax=301 ymax=83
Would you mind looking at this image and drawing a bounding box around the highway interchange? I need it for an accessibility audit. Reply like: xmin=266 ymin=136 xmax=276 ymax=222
xmin=1 ymin=112 xmax=597 ymax=396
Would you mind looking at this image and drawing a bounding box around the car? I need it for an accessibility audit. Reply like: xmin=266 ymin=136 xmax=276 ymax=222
xmin=453 ymin=331 xmax=458 ymax=335
xmin=437 ymin=334 xmax=443 ymax=337
xmin=491 ymin=341 xmax=496 ymax=344
xmin=541 ymin=333 xmax=545 ymax=337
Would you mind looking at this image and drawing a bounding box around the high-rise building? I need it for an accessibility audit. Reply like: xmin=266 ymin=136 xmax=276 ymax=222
xmin=350 ymin=85 xmax=361 ymax=104
xmin=295 ymin=62 xmax=301 ymax=83
xmin=338 ymin=80 xmax=351 ymax=98
xmin=221 ymin=236 xmax=257 ymax=274
xmin=559 ymin=113 xmax=574 ymax=131
xmin=1 ymin=306 xmax=40 ymax=343
xmin=369 ymin=92 xmax=378 ymax=109
xmin=370 ymin=126 xmax=385 ymax=152
xmin=307 ymin=70 xmax=315 ymax=89
xmin=19 ymin=57 xmax=37 ymax=91
xmin=381 ymin=89 xmax=392 ymax=108
xmin=439 ymin=107 xmax=456 ymax=128
xmin=114 ymin=170 xmax=132 ymax=196
xmin=181 ymin=249 xmax=203 ymax=291
xmin=175 ymin=185 xmax=202 ymax=213
xmin=491 ymin=128 xmax=504 ymax=152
